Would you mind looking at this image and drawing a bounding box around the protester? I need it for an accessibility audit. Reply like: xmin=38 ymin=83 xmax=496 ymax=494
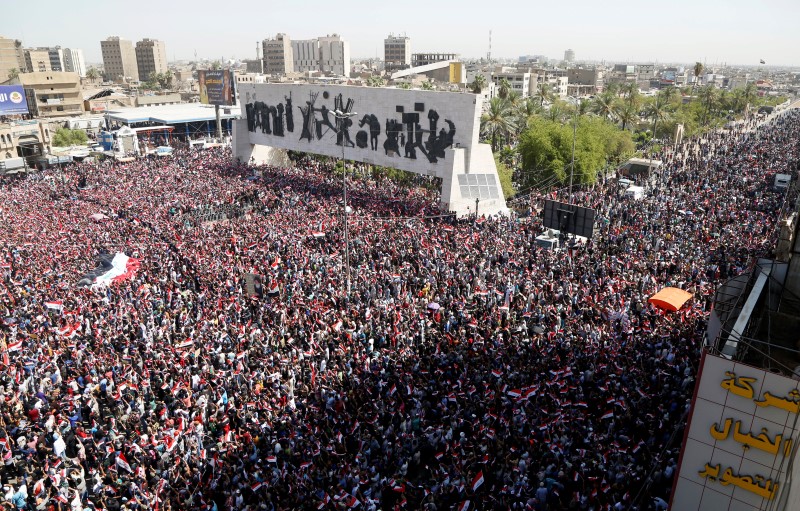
xmin=0 ymin=107 xmax=798 ymax=511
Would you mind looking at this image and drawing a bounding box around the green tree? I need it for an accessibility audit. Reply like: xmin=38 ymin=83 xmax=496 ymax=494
xmin=497 ymin=77 xmax=511 ymax=100
xmin=470 ymin=74 xmax=487 ymax=94
xmin=53 ymin=128 xmax=89 ymax=147
xmin=692 ymin=62 xmax=704 ymax=97
xmin=644 ymin=92 xmax=671 ymax=139
xmin=495 ymin=155 xmax=515 ymax=199
xmin=480 ymin=97 xmax=514 ymax=152
xmin=513 ymin=97 xmax=541 ymax=134
xmin=615 ymin=101 xmax=639 ymax=131
xmin=591 ymin=90 xmax=617 ymax=120
xmin=421 ymin=81 xmax=434 ymax=90
xmin=397 ymin=82 xmax=411 ymax=90
xmin=86 ymin=67 xmax=100 ymax=84
xmin=517 ymin=115 xmax=633 ymax=189
xmin=535 ymin=82 xmax=553 ymax=106
xmin=7 ymin=68 xmax=20 ymax=81
xmin=742 ymin=82 xmax=757 ymax=114
xmin=210 ymin=61 xmax=222 ymax=70
xmin=366 ymin=76 xmax=385 ymax=87
xmin=696 ymin=85 xmax=717 ymax=125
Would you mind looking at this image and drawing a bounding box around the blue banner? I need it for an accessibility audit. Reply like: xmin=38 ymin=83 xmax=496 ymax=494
xmin=0 ymin=85 xmax=29 ymax=115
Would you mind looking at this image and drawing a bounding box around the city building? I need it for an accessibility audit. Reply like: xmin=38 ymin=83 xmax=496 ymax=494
xmin=0 ymin=36 xmax=26 ymax=82
xmin=567 ymin=67 xmax=604 ymax=94
xmin=317 ymin=34 xmax=350 ymax=77
xmin=384 ymin=34 xmax=411 ymax=72
xmin=492 ymin=70 xmax=535 ymax=98
xmin=287 ymin=34 xmax=350 ymax=77
xmin=24 ymin=47 xmax=63 ymax=73
xmin=62 ymin=48 xmax=86 ymax=77
xmin=7 ymin=71 xmax=84 ymax=118
xmin=564 ymin=48 xmax=575 ymax=63
xmin=101 ymin=36 xmax=139 ymax=82
xmin=291 ymin=39 xmax=317 ymax=74
xmin=262 ymin=34 xmax=293 ymax=75
xmin=0 ymin=119 xmax=54 ymax=165
xmin=412 ymin=53 xmax=458 ymax=68
xmin=135 ymin=39 xmax=168 ymax=81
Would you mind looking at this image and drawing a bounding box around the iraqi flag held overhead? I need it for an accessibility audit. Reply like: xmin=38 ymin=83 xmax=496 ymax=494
xmin=77 ymin=252 xmax=140 ymax=288
xmin=471 ymin=471 xmax=485 ymax=492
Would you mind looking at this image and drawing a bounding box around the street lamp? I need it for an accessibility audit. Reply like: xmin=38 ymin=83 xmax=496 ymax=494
xmin=331 ymin=109 xmax=358 ymax=298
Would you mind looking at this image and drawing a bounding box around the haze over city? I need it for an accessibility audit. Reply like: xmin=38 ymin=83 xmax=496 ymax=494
xmin=2 ymin=0 xmax=799 ymax=66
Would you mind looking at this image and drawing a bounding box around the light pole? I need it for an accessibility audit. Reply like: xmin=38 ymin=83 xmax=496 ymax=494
xmin=332 ymin=109 xmax=358 ymax=299
xmin=566 ymin=96 xmax=581 ymax=204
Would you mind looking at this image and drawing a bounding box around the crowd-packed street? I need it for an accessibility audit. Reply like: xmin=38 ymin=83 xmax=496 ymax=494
xmin=0 ymin=108 xmax=798 ymax=511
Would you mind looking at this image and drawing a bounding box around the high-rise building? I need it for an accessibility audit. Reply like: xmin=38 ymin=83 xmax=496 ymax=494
xmin=62 ymin=48 xmax=86 ymax=77
xmin=317 ymin=34 xmax=350 ymax=77
xmin=135 ymin=38 xmax=168 ymax=81
xmin=564 ymin=49 xmax=575 ymax=63
xmin=384 ymin=34 xmax=411 ymax=72
xmin=262 ymin=34 xmax=293 ymax=75
xmin=101 ymin=36 xmax=139 ymax=82
xmin=291 ymin=39 xmax=319 ymax=74
xmin=24 ymin=47 xmax=63 ymax=73
xmin=0 ymin=36 xmax=26 ymax=82
xmin=281 ymin=34 xmax=351 ymax=77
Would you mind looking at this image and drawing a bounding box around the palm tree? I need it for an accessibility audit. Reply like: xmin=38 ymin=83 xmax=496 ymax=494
xmin=615 ymin=101 xmax=639 ymax=131
xmin=696 ymin=85 xmax=717 ymax=125
xmin=506 ymin=91 xmax=522 ymax=110
xmin=621 ymin=82 xmax=639 ymax=105
xmin=660 ymin=86 xmax=679 ymax=107
xmin=546 ymin=99 xmax=569 ymax=123
xmin=513 ymin=97 xmax=541 ymax=133
xmin=535 ymin=83 xmax=553 ymax=106
xmin=86 ymin=67 xmax=100 ymax=84
xmin=591 ymin=90 xmax=617 ymax=121
xmin=692 ymin=62 xmax=704 ymax=96
xmin=497 ymin=77 xmax=511 ymax=100
xmin=742 ymin=82 xmax=757 ymax=115
xmin=645 ymin=92 xmax=670 ymax=139
xmin=7 ymin=68 xmax=20 ymax=81
xmin=481 ymin=97 xmax=514 ymax=152
xmin=471 ymin=74 xmax=487 ymax=94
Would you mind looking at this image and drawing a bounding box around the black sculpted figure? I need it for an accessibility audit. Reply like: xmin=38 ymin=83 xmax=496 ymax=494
xmin=358 ymin=114 xmax=381 ymax=150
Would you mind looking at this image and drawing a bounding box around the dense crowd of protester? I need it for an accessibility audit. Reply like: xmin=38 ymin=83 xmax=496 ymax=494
xmin=0 ymin=107 xmax=798 ymax=511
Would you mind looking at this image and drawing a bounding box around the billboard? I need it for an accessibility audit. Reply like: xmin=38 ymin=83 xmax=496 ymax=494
xmin=0 ymin=85 xmax=29 ymax=115
xmin=671 ymin=351 xmax=800 ymax=510
xmin=198 ymin=69 xmax=234 ymax=106
xmin=238 ymin=83 xmax=479 ymax=177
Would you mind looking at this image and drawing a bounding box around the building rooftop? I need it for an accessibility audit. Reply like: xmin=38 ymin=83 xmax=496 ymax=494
xmin=105 ymin=103 xmax=241 ymax=125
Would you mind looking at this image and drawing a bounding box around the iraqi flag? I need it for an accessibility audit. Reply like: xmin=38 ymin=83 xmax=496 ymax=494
xmin=311 ymin=232 xmax=325 ymax=238
xmin=6 ymin=340 xmax=23 ymax=352
xmin=471 ymin=471 xmax=484 ymax=492
xmin=116 ymin=453 xmax=133 ymax=473
xmin=94 ymin=253 xmax=141 ymax=286
xmin=45 ymin=300 xmax=63 ymax=311
xmin=458 ymin=501 xmax=471 ymax=511
xmin=175 ymin=339 xmax=194 ymax=349
xmin=600 ymin=410 xmax=614 ymax=420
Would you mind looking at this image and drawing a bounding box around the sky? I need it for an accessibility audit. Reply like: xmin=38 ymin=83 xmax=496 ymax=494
xmin=2 ymin=0 xmax=799 ymax=67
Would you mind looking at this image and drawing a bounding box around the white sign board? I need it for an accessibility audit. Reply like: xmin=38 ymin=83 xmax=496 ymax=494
xmin=671 ymin=351 xmax=800 ymax=510
xmin=238 ymin=83 xmax=479 ymax=177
